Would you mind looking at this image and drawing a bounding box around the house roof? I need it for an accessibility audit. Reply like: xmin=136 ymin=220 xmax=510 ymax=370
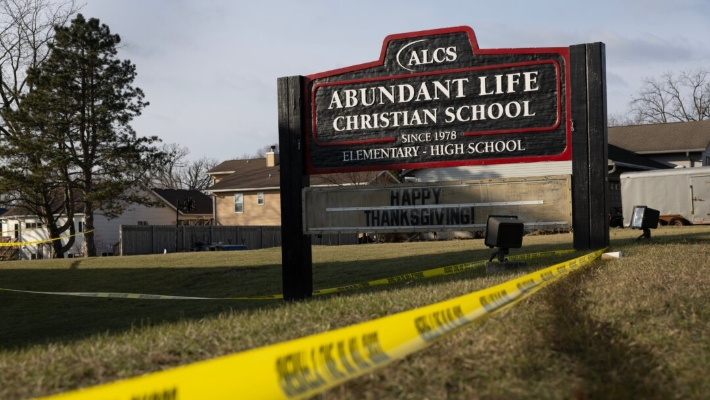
xmin=0 ymin=195 xmax=85 ymax=218
xmin=0 ymin=208 xmax=28 ymax=218
xmin=206 ymin=157 xmax=396 ymax=192
xmin=608 ymin=144 xmax=672 ymax=170
xmin=207 ymin=158 xmax=281 ymax=191
xmin=0 ymin=188 xmax=213 ymax=219
xmin=0 ymin=206 xmax=83 ymax=219
xmin=150 ymin=189 xmax=213 ymax=215
xmin=608 ymin=120 xmax=710 ymax=154
xmin=207 ymin=159 xmax=245 ymax=175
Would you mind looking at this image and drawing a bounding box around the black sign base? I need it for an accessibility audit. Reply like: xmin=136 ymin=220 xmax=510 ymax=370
xmin=570 ymin=43 xmax=610 ymax=251
xmin=278 ymin=76 xmax=313 ymax=301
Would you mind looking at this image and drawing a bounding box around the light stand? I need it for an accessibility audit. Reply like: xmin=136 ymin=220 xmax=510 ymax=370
xmin=630 ymin=205 xmax=659 ymax=241
xmin=484 ymin=215 xmax=526 ymax=273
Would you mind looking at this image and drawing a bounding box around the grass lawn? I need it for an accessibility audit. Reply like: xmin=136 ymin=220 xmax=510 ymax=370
xmin=1 ymin=226 xmax=709 ymax=399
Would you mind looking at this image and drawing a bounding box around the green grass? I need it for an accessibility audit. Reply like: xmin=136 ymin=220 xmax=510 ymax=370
xmin=1 ymin=227 xmax=709 ymax=399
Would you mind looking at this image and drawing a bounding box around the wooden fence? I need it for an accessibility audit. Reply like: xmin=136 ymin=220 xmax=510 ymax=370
xmin=0 ymin=237 xmax=19 ymax=261
xmin=119 ymin=225 xmax=359 ymax=256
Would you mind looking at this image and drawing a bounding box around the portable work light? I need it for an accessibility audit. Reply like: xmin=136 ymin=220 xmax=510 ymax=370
xmin=630 ymin=205 xmax=660 ymax=240
xmin=485 ymin=215 xmax=524 ymax=262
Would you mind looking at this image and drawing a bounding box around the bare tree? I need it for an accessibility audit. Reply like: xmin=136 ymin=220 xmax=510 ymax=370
xmin=629 ymin=68 xmax=710 ymax=124
xmin=180 ymin=156 xmax=219 ymax=190
xmin=0 ymin=0 xmax=79 ymax=117
xmin=152 ymin=143 xmax=219 ymax=191
xmin=239 ymin=143 xmax=278 ymax=159
xmin=0 ymin=0 xmax=79 ymax=258
xmin=607 ymin=112 xmax=644 ymax=127
xmin=152 ymin=143 xmax=188 ymax=189
xmin=254 ymin=143 xmax=278 ymax=157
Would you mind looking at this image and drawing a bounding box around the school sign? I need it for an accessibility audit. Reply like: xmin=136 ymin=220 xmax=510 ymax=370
xmin=278 ymin=26 xmax=608 ymax=300
xmin=306 ymin=27 xmax=571 ymax=173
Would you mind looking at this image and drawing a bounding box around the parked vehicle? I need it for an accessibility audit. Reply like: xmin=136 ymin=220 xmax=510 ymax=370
xmin=620 ymin=167 xmax=710 ymax=226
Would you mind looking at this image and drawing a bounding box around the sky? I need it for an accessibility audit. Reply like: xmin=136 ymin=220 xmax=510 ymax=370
xmin=81 ymin=0 xmax=710 ymax=162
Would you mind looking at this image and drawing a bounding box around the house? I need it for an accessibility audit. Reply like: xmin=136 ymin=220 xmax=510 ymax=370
xmin=206 ymin=152 xmax=282 ymax=226
xmin=0 ymin=207 xmax=6 ymax=234
xmin=608 ymin=120 xmax=710 ymax=168
xmin=206 ymin=150 xmax=399 ymax=226
xmin=0 ymin=188 xmax=212 ymax=260
xmin=401 ymin=139 xmax=671 ymax=230
xmin=151 ymin=189 xmax=213 ymax=225
xmin=0 ymin=207 xmax=15 ymax=261
xmin=402 ymin=143 xmax=669 ymax=184
xmin=606 ymin=144 xmax=672 ymax=216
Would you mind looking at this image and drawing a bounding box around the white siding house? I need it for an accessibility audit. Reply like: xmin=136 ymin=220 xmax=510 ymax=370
xmin=0 ymin=190 xmax=178 ymax=260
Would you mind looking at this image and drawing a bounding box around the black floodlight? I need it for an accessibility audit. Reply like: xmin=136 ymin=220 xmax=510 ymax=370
xmin=485 ymin=215 xmax=525 ymax=262
xmin=631 ymin=205 xmax=660 ymax=240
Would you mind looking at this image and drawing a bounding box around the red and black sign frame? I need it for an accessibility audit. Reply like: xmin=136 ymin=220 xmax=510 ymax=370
xmin=303 ymin=26 xmax=572 ymax=175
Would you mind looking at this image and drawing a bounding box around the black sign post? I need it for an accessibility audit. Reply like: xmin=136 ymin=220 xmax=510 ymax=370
xmin=278 ymin=76 xmax=313 ymax=301
xmin=277 ymin=27 xmax=608 ymax=300
xmin=570 ymin=42 xmax=610 ymax=250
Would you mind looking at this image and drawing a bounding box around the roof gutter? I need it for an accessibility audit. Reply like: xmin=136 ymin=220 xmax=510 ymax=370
xmin=206 ymin=186 xmax=281 ymax=193
xmin=635 ymin=149 xmax=705 ymax=154
xmin=612 ymin=161 xmax=660 ymax=171
xmin=0 ymin=212 xmax=86 ymax=219
xmin=206 ymin=171 xmax=236 ymax=176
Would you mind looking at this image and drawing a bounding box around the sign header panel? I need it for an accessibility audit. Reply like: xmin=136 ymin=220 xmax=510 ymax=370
xmin=305 ymin=27 xmax=571 ymax=174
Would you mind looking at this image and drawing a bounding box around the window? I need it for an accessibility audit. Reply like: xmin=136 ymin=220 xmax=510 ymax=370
xmin=14 ymin=224 xmax=19 ymax=239
xmin=26 ymin=222 xmax=43 ymax=229
xmin=257 ymin=192 xmax=265 ymax=205
xmin=137 ymin=221 xmax=149 ymax=226
xmin=77 ymin=221 xmax=84 ymax=232
xmin=235 ymin=193 xmax=244 ymax=213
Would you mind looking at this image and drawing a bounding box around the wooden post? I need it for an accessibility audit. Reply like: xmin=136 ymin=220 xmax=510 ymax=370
xmin=570 ymin=42 xmax=610 ymax=250
xmin=151 ymin=225 xmax=156 ymax=254
xmin=175 ymin=199 xmax=179 ymax=252
xmin=278 ymin=75 xmax=313 ymax=301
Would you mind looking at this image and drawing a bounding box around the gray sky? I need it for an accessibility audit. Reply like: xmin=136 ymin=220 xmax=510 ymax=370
xmin=82 ymin=0 xmax=710 ymax=162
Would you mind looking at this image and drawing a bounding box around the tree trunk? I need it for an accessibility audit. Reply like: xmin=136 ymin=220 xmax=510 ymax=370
xmin=49 ymin=223 xmax=76 ymax=258
xmin=84 ymin=203 xmax=97 ymax=257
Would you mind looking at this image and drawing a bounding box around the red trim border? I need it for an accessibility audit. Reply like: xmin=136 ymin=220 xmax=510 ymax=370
xmin=312 ymin=59 xmax=561 ymax=146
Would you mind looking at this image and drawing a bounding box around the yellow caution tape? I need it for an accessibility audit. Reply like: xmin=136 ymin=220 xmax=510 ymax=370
xmin=0 ymin=287 xmax=282 ymax=300
xmin=34 ymin=247 xmax=606 ymax=400
xmin=314 ymin=249 xmax=574 ymax=295
xmin=507 ymin=249 xmax=574 ymax=261
xmin=1 ymin=249 xmax=573 ymax=301
xmin=0 ymin=230 xmax=94 ymax=247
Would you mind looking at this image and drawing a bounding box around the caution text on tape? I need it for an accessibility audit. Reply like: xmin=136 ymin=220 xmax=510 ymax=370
xmin=35 ymin=247 xmax=605 ymax=400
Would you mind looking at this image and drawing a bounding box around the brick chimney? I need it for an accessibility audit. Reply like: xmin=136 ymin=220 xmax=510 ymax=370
xmin=266 ymin=145 xmax=279 ymax=167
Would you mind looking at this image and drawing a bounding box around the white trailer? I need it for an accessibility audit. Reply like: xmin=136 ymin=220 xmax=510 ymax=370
xmin=620 ymin=167 xmax=710 ymax=226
